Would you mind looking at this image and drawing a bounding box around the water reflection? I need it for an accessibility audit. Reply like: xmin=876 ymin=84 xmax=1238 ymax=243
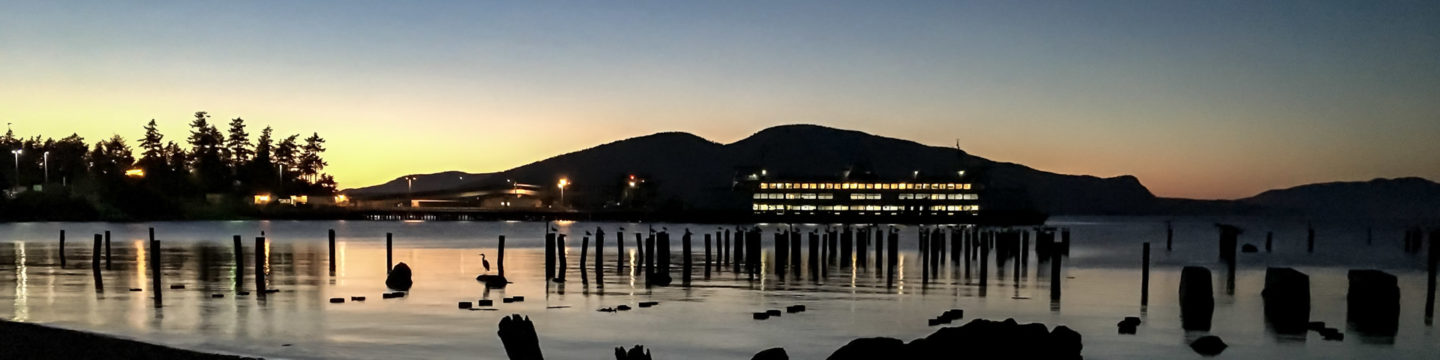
xmin=0 ymin=220 xmax=1436 ymax=359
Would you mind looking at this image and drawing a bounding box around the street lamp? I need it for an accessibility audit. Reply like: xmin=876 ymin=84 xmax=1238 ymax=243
xmin=557 ymin=178 xmax=569 ymax=206
xmin=43 ymin=151 xmax=49 ymax=185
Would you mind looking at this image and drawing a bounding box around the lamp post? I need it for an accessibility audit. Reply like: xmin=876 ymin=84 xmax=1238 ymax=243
xmin=557 ymin=178 xmax=569 ymax=207
xmin=43 ymin=151 xmax=48 ymax=185
xmin=10 ymin=149 xmax=20 ymax=188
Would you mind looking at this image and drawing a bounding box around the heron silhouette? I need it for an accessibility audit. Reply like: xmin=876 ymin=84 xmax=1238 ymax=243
xmin=478 ymin=253 xmax=491 ymax=273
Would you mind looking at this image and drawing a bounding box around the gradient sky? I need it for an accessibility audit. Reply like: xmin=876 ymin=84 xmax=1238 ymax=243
xmin=2 ymin=1 xmax=1436 ymax=199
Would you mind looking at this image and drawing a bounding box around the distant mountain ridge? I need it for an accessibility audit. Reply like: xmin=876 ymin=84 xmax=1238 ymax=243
xmin=1237 ymin=177 xmax=1440 ymax=219
xmin=345 ymin=124 xmax=1437 ymax=219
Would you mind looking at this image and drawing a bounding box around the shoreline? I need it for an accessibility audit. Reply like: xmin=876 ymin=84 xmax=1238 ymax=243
xmin=0 ymin=320 xmax=259 ymax=360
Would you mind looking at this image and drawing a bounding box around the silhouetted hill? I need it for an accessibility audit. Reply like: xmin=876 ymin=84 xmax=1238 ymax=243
xmin=346 ymin=124 xmax=1163 ymax=214
xmin=1238 ymin=177 xmax=1440 ymax=220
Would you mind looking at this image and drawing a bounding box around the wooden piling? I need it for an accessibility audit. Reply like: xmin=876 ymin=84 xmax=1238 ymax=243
xmin=857 ymin=227 xmax=869 ymax=268
xmin=556 ymin=234 xmax=568 ymax=282
xmin=1266 ymin=231 xmax=1273 ymax=253
xmin=254 ymin=236 xmax=266 ymax=298
xmin=546 ymin=232 xmax=556 ymax=280
xmin=1426 ymin=229 xmax=1438 ymax=325
xmin=104 ymin=230 xmax=112 ymax=270
xmin=980 ymin=233 xmax=990 ymax=292
xmin=808 ymin=231 xmax=820 ymax=279
xmin=151 ymin=230 xmax=162 ymax=308
xmin=92 ymin=234 xmax=103 ymax=292
xmin=1142 ymin=242 xmax=1151 ymax=306
xmin=1166 ymin=221 xmax=1174 ymax=252
xmin=595 ymin=228 xmax=604 ymax=286
xmin=497 ymin=235 xmax=506 ymax=278
xmin=616 ymin=230 xmax=624 ymax=274
xmin=774 ymin=231 xmax=787 ymax=278
xmin=328 ymin=229 xmax=337 ymax=276
xmin=682 ymin=230 xmax=692 ymax=286
xmin=657 ymin=231 xmax=670 ymax=285
xmin=886 ymin=229 xmax=898 ymax=287
xmin=1307 ymin=224 xmax=1315 ymax=254
xmin=386 ymin=232 xmax=394 ymax=273
xmin=58 ymin=230 xmax=66 ymax=267
xmin=963 ymin=228 xmax=972 ymax=279
xmin=580 ymin=234 xmax=590 ymax=285
xmin=920 ymin=227 xmax=930 ymax=285
xmin=704 ymin=233 xmax=712 ymax=279
xmin=1049 ymin=244 xmax=1061 ymax=301
xmin=233 ymin=235 xmax=243 ymax=290
xmin=790 ymin=231 xmax=802 ymax=277
xmin=645 ymin=233 xmax=655 ymax=286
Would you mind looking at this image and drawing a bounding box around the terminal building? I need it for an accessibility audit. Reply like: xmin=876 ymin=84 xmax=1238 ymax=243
xmin=743 ymin=174 xmax=981 ymax=218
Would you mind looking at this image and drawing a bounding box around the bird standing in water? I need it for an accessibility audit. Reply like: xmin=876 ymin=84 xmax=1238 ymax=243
xmin=479 ymin=253 xmax=491 ymax=273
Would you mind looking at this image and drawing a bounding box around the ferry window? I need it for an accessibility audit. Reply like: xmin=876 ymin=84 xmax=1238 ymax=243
xmin=801 ymin=193 xmax=817 ymax=199
xmin=818 ymin=193 xmax=834 ymax=200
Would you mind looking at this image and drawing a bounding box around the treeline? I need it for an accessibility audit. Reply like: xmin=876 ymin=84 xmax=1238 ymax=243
xmin=0 ymin=111 xmax=335 ymax=220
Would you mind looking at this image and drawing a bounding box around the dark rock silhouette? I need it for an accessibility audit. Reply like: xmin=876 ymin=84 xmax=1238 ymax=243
xmin=386 ymin=262 xmax=413 ymax=291
xmin=1190 ymin=335 xmax=1227 ymax=356
xmin=0 ymin=319 xmax=258 ymax=360
xmin=1262 ymin=267 xmax=1310 ymax=334
xmin=828 ymin=318 xmax=1082 ymax=359
xmin=828 ymin=338 xmax=904 ymax=360
xmin=497 ymin=314 xmax=544 ymax=360
xmin=476 ymin=274 xmax=509 ymax=288
xmin=751 ymin=347 xmax=788 ymax=360
xmin=1117 ymin=317 xmax=1141 ymax=334
xmin=614 ymin=345 xmax=651 ymax=360
xmin=1179 ymin=266 xmax=1215 ymax=331
xmin=1348 ymin=269 xmax=1400 ymax=335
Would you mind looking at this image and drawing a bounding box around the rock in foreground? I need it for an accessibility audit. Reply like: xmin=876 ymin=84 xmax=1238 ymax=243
xmin=386 ymin=262 xmax=414 ymax=291
xmin=825 ymin=318 xmax=1082 ymax=360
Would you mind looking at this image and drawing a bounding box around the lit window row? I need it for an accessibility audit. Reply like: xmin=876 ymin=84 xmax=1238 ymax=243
xmin=759 ymin=182 xmax=972 ymax=190
xmin=849 ymin=193 xmax=883 ymax=200
xmin=752 ymin=193 xmax=835 ymax=200
xmin=897 ymin=193 xmax=979 ymax=200
xmin=753 ymin=204 xmax=980 ymax=212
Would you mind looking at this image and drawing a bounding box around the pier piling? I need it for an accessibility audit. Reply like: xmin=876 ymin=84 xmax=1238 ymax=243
xmin=886 ymin=229 xmax=898 ymax=287
xmin=682 ymin=230 xmax=692 ymax=286
xmin=546 ymin=231 xmax=556 ymax=280
xmin=150 ymin=229 xmax=162 ymax=308
xmin=386 ymin=232 xmax=394 ymax=273
xmin=1307 ymin=224 xmax=1315 ymax=254
xmin=92 ymin=234 xmax=104 ymax=292
xmin=556 ymin=234 xmax=568 ymax=283
xmin=1426 ymin=229 xmax=1438 ymax=325
xmin=595 ymin=228 xmax=604 ymax=287
xmin=808 ymin=231 xmax=820 ymax=280
xmin=1166 ymin=221 xmax=1174 ymax=252
xmin=328 ymin=229 xmax=336 ymax=276
xmin=581 ymin=233 xmax=590 ymax=285
xmin=254 ymin=236 xmax=266 ymax=298
xmin=233 ymin=235 xmax=244 ymax=290
xmin=1142 ymin=242 xmax=1151 ymax=306
xmin=498 ymin=235 xmax=506 ymax=278
xmin=58 ymin=230 xmax=66 ymax=267
xmin=104 ymin=230 xmax=112 ymax=270
xmin=704 ymin=233 xmax=711 ymax=279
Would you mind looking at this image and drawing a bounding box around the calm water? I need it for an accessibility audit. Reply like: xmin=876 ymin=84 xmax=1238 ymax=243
xmin=1 ymin=217 xmax=1438 ymax=359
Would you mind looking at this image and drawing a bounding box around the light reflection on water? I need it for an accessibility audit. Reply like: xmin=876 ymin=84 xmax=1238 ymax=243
xmin=0 ymin=217 xmax=1436 ymax=359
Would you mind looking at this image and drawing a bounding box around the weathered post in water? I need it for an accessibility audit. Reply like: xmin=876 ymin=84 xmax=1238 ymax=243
xmin=92 ymin=234 xmax=104 ymax=292
xmin=1142 ymin=242 xmax=1151 ymax=306
xmin=886 ymin=229 xmax=898 ymax=287
xmin=595 ymin=228 xmax=604 ymax=286
xmin=497 ymin=235 xmax=506 ymax=278
xmin=645 ymin=232 xmax=655 ymax=286
xmin=1266 ymin=231 xmax=1273 ymax=253
xmin=704 ymin=233 xmax=711 ymax=279
xmin=545 ymin=231 xmax=556 ymax=280
xmin=682 ymin=230 xmax=693 ymax=286
xmin=857 ymin=227 xmax=869 ymax=268
xmin=580 ymin=233 xmax=590 ymax=285
xmin=254 ymin=236 xmax=266 ymax=298
xmin=1218 ymin=224 xmax=1240 ymax=295
xmin=386 ymin=232 xmax=394 ymax=273
xmin=104 ymin=230 xmax=112 ymax=270
xmin=774 ymin=231 xmax=788 ymax=278
xmin=790 ymin=230 xmax=802 ymax=278
xmin=657 ymin=231 xmax=671 ymax=285
xmin=1048 ymin=240 xmax=1061 ymax=302
xmin=58 ymin=230 xmax=66 ymax=267
xmin=981 ymin=232 xmax=991 ymax=293
xmin=920 ymin=227 xmax=930 ymax=285
xmin=151 ymin=230 xmax=162 ymax=308
xmin=808 ymin=231 xmax=820 ymax=280
xmin=233 ymin=235 xmax=244 ymax=290
xmin=328 ymin=229 xmax=337 ymax=276
xmin=556 ymin=234 xmax=568 ymax=283
xmin=1426 ymin=229 xmax=1438 ymax=325
xmin=616 ymin=230 xmax=625 ymax=274
xmin=1179 ymin=266 xmax=1214 ymax=331
xmin=1166 ymin=221 xmax=1174 ymax=252
xmin=1307 ymin=224 xmax=1315 ymax=254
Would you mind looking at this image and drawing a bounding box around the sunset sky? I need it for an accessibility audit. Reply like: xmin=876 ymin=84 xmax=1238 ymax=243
xmin=2 ymin=1 xmax=1436 ymax=199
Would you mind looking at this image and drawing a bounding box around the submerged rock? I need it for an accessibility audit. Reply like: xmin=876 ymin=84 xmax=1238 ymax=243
xmin=1190 ymin=335 xmax=1227 ymax=356
xmin=386 ymin=263 xmax=414 ymax=291
xmin=615 ymin=345 xmax=652 ymax=360
xmin=829 ymin=318 xmax=1082 ymax=359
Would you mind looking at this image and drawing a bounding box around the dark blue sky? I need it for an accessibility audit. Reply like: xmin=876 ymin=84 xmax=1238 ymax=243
xmin=2 ymin=1 xmax=1436 ymax=198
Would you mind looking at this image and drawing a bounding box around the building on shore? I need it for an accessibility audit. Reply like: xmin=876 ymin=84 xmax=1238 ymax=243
xmin=740 ymin=172 xmax=981 ymax=219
